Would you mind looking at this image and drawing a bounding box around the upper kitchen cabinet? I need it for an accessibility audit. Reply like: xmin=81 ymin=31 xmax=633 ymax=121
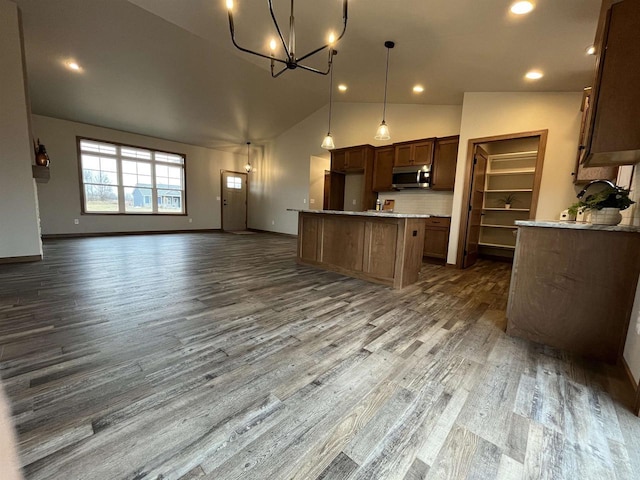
xmin=431 ymin=136 xmax=459 ymax=191
xmin=372 ymin=146 xmax=395 ymax=192
xmin=393 ymin=138 xmax=435 ymax=167
xmin=581 ymin=0 xmax=640 ymax=167
xmin=331 ymin=145 xmax=374 ymax=173
xmin=573 ymin=88 xmax=618 ymax=183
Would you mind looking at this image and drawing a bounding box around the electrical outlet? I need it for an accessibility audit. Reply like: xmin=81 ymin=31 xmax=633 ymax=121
xmin=352 ymin=199 xmax=357 ymax=205
xmin=310 ymin=199 xmax=315 ymax=204
xmin=271 ymin=220 xmax=275 ymax=225
xmin=303 ymin=199 xmax=307 ymax=204
xmin=188 ymin=218 xmax=193 ymax=223
xmin=216 ymin=196 xmax=221 ymax=201
xmin=74 ymin=219 xmax=79 ymax=225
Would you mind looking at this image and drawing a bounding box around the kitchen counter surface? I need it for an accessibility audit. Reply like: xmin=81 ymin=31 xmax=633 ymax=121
xmin=288 ymin=209 xmax=431 ymax=219
xmin=515 ymin=220 xmax=640 ymax=233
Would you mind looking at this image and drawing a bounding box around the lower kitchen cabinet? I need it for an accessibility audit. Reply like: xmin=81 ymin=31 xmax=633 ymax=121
xmin=423 ymin=217 xmax=451 ymax=259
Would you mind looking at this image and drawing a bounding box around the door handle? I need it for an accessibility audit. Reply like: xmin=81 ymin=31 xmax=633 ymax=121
xmin=223 ymin=200 xmax=227 ymax=206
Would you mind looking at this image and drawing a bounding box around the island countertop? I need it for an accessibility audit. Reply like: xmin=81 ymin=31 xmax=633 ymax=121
xmin=288 ymin=209 xmax=431 ymax=219
xmin=515 ymin=220 xmax=640 ymax=233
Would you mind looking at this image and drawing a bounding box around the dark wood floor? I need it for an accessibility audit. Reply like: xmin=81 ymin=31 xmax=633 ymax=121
xmin=0 ymin=233 xmax=638 ymax=480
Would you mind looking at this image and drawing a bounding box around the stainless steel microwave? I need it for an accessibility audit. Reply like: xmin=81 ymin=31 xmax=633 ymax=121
xmin=391 ymin=165 xmax=431 ymax=189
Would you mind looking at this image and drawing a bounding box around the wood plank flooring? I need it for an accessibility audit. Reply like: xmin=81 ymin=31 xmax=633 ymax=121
xmin=0 ymin=232 xmax=638 ymax=480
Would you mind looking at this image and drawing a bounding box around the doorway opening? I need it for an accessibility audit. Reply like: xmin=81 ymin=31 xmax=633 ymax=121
xmin=221 ymin=170 xmax=248 ymax=232
xmin=309 ymin=155 xmax=331 ymax=210
xmin=456 ymin=130 xmax=548 ymax=268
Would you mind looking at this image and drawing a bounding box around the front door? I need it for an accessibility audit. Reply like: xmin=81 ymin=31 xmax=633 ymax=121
xmin=463 ymin=146 xmax=488 ymax=268
xmin=221 ymin=171 xmax=247 ymax=231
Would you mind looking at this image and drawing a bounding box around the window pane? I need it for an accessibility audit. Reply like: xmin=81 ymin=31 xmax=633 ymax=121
xmin=121 ymin=147 xmax=151 ymax=160
xmin=158 ymin=190 xmax=183 ymax=213
xmin=84 ymin=184 xmax=119 ymax=212
xmin=81 ymin=154 xmax=100 ymax=170
xmin=83 ymin=169 xmax=117 ymax=185
xmin=80 ymin=140 xmax=117 ymax=155
xmin=156 ymin=165 xmax=168 ymax=177
xmin=227 ymin=176 xmax=242 ymax=189
xmin=155 ymin=152 xmax=184 ymax=164
xmin=100 ymin=158 xmax=117 ymax=172
xmin=124 ymin=187 xmax=152 ymax=213
xmin=122 ymin=160 xmax=138 ymax=174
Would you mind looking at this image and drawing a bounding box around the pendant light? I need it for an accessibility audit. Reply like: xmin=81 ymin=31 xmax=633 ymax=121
xmin=321 ymin=50 xmax=338 ymax=150
xmin=375 ymin=41 xmax=395 ymax=141
xmin=244 ymin=141 xmax=252 ymax=172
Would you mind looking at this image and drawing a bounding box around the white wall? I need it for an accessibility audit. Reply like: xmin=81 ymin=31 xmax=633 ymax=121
xmin=0 ymin=0 xmax=42 ymax=260
xmin=448 ymin=92 xmax=584 ymax=264
xmin=623 ymin=165 xmax=640 ymax=385
xmin=32 ymin=115 xmax=244 ymax=235
xmin=248 ymin=102 xmax=463 ymax=234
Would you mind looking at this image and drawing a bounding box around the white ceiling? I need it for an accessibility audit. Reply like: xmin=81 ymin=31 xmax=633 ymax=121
xmin=16 ymin=0 xmax=601 ymax=151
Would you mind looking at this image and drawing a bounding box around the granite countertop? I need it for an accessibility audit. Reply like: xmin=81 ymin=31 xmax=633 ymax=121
xmin=288 ymin=209 xmax=431 ymax=219
xmin=515 ymin=220 xmax=640 ymax=233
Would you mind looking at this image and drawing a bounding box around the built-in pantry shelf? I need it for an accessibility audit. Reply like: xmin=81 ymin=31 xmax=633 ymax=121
xmin=481 ymin=224 xmax=518 ymax=229
xmin=483 ymin=208 xmax=530 ymax=212
xmin=485 ymin=189 xmax=533 ymax=193
xmin=478 ymin=242 xmax=516 ymax=250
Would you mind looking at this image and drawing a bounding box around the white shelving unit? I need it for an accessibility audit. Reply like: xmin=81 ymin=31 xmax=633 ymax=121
xmin=480 ymin=151 xmax=538 ymax=255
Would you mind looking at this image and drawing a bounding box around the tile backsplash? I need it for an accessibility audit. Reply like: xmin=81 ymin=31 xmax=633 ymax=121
xmin=378 ymin=190 xmax=454 ymax=216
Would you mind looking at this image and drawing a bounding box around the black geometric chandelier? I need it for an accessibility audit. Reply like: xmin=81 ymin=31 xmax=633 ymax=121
xmin=226 ymin=0 xmax=348 ymax=78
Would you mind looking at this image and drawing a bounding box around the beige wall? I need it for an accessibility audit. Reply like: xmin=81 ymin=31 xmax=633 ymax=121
xmin=248 ymin=102 xmax=463 ymax=234
xmin=0 ymin=0 xmax=42 ymax=260
xmin=623 ymin=165 xmax=640 ymax=384
xmin=448 ymin=92 xmax=583 ymax=264
xmin=32 ymin=115 xmax=244 ymax=235
xmin=308 ymin=155 xmax=330 ymax=210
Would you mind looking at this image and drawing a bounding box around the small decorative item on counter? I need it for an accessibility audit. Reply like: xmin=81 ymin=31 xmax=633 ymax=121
xmin=568 ymin=185 xmax=634 ymax=225
xmin=559 ymin=209 xmax=577 ymax=222
xmin=375 ymin=198 xmax=382 ymax=211
xmin=382 ymin=199 xmax=395 ymax=211
xmin=498 ymin=193 xmax=517 ymax=209
xmin=33 ymin=139 xmax=50 ymax=167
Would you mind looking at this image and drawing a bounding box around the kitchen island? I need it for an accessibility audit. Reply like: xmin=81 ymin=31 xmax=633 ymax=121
xmin=507 ymin=220 xmax=640 ymax=363
xmin=291 ymin=209 xmax=429 ymax=289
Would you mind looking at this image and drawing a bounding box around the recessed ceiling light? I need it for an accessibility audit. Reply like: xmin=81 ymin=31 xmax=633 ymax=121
xmin=510 ymin=1 xmax=534 ymax=15
xmin=413 ymin=85 xmax=424 ymax=93
xmin=586 ymin=45 xmax=596 ymax=55
xmin=65 ymin=61 xmax=81 ymax=72
xmin=338 ymin=84 xmax=347 ymax=92
xmin=525 ymin=70 xmax=543 ymax=80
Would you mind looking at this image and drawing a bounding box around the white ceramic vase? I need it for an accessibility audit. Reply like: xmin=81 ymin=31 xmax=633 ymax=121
xmin=590 ymin=207 xmax=622 ymax=226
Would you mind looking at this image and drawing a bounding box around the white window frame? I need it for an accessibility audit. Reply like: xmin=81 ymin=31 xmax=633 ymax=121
xmin=77 ymin=137 xmax=187 ymax=215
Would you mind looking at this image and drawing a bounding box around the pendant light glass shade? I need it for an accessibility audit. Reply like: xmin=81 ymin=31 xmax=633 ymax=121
xmin=375 ymin=121 xmax=390 ymax=141
xmin=375 ymin=41 xmax=394 ymax=141
xmin=321 ymin=133 xmax=335 ymax=149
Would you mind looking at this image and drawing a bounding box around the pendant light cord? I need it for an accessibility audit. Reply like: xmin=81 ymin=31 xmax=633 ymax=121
xmin=327 ymin=63 xmax=334 ymax=132
xmin=382 ymin=46 xmax=390 ymax=121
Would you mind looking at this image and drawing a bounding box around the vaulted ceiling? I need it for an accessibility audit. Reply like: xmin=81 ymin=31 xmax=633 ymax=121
xmin=16 ymin=0 xmax=601 ymax=151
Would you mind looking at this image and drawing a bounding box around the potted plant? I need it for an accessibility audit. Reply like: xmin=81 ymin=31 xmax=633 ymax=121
xmin=568 ymin=186 xmax=635 ymax=225
xmin=498 ymin=193 xmax=517 ymax=209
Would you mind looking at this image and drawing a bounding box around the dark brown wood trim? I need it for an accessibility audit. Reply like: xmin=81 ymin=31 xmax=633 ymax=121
xmin=455 ymin=129 xmax=549 ymax=268
xmin=247 ymin=228 xmax=297 ymax=238
xmin=42 ymin=229 xmax=220 ymax=240
xmin=76 ymin=136 xmax=188 ymax=216
xmin=0 ymin=254 xmax=42 ymax=264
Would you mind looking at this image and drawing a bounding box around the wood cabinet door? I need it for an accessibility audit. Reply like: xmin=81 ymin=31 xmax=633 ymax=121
xmin=413 ymin=139 xmax=435 ymax=166
xmin=423 ymin=227 xmax=449 ymax=259
xmin=345 ymin=147 xmax=366 ymax=171
xmin=331 ymin=150 xmax=346 ymax=172
xmin=432 ymin=136 xmax=459 ymax=191
xmin=584 ymin=0 xmax=640 ymax=166
xmin=394 ymin=144 xmax=413 ymax=167
xmin=573 ymin=89 xmax=618 ymax=183
xmin=372 ymin=147 xmax=394 ymax=192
